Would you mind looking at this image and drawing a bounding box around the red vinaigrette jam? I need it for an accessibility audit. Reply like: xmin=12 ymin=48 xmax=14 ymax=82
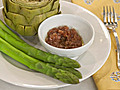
xmin=45 ymin=26 xmax=83 ymax=49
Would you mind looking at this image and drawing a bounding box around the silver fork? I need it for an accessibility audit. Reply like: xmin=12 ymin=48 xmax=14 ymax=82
xmin=103 ymin=6 xmax=120 ymax=70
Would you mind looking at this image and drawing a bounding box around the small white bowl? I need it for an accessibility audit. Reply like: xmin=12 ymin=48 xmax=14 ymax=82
xmin=38 ymin=14 xmax=95 ymax=58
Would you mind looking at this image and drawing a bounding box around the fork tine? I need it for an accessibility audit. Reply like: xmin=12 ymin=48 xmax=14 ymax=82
xmin=113 ymin=7 xmax=118 ymax=25
xmin=110 ymin=6 xmax=113 ymax=24
xmin=107 ymin=6 xmax=110 ymax=24
xmin=103 ymin=6 xmax=106 ymax=24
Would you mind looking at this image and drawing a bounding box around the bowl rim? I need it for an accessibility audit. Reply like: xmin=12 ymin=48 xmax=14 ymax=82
xmin=38 ymin=14 xmax=95 ymax=51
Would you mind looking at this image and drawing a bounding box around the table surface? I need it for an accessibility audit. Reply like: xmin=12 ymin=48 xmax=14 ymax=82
xmin=0 ymin=0 xmax=97 ymax=89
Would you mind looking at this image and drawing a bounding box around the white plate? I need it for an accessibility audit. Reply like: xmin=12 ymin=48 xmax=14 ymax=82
xmin=0 ymin=1 xmax=111 ymax=89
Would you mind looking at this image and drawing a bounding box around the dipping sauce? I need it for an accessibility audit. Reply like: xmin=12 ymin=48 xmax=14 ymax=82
xmin=45 ymin=26 xmax=83 ymax=49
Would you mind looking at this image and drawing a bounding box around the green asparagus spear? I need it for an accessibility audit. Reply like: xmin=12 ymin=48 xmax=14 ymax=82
xmin=0 ymin=20 xmax=23 ymax=42
xmin=0 ymin=37 xmax=79 ymax=84
xmin=0 ymin=27 xmax=80 ymax=68
xmin=0 ymin=27 xmax=82 ymax=79
xmin=50 ymin=64 xmax=82 ymax=79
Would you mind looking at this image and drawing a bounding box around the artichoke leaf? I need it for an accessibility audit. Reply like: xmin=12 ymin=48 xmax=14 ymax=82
xmin=25 ymin=26 xmax=36 ymax=36
xmin=2 ymin=0 xmax=7 ymax=13
xmin=46 ymin=8 xmax=59 ymax=17
xmin=19 ymin=0 xmax=54 ymax=22
xmin=15 ymin=25 xmax=36 ymax=36
xmin=7 ymin=0 xmax=20 ymax=13
xmin=40 ymin=0 xmax=54 ymax=13
xmin=6 ymin=12 xmax=28 ymax=25
xmin=2 ymin=0 xmax=6 ymax=9
xmin=52 ymin=0 xmax=59 ymax=10
xmin=30 ymin=14 xmax=46 ymax=31
xmin=11 ymin=0 xmax=50 ymax=9
xmin=2 ymin=9 xmax=16 ymax=30
xmin=30 ymin=8 xmax=59 ymax=31
xmin=16 ymin=24 xmax=25 ymax=35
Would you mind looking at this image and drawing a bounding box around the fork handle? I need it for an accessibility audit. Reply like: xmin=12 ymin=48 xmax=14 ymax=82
xmin=117 ymin=50 xmax=120 ymax=70
xmin=112 ymin=28 xmax=120 ymax=70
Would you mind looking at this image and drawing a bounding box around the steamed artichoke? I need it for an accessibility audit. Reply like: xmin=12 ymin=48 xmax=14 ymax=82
xmin=2 ymin=0 xmax=60 ymax=36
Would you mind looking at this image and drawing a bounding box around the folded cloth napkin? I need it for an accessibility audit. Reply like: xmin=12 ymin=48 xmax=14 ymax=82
xmin=71 ymin=0 xmax=120 ymax=89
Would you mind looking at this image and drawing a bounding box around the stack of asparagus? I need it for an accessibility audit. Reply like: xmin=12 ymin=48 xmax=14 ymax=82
xmin=2 ymin=0 xmax=60 ymax=36
xmin=0 ymin=20 xmax=82 ymax=84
